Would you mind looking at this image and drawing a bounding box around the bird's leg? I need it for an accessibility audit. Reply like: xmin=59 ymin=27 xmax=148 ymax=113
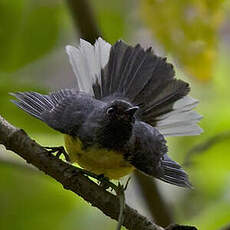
xmin=58 ymin=165 xmax=129 ymax=230
xmin=75 ymin=170 xmax=128 ymax=230
xmin=44 ymin=146 xmax=70 ymax=162
xmin=115 ymin=182 xmax=126 ymax=230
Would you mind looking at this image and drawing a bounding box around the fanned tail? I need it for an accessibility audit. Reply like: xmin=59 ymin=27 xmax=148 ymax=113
xmin=100 ymin=40 xmax=202 ymax=136
xmin=65 ymin=38 xmax=203 ymax=136
xmin=97 ymin=41 xmax=178 ymax=102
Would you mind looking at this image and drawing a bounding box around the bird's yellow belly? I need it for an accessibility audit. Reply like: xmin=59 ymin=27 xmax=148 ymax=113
xmin=64 ymin=135 xmax=134 ymax=180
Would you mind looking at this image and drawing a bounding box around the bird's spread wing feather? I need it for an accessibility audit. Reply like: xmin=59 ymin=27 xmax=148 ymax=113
xmin=66 ymin=38 xmax=202 ymax=137
xmin=126 ymin=121 xmax=191 ymax=188
xmin=10 ymin=89 xmax=99 ymax=135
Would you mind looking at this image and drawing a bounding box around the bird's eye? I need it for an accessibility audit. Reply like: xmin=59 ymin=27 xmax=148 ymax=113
xmin=106 ymin=107 xmax=115 ymax=114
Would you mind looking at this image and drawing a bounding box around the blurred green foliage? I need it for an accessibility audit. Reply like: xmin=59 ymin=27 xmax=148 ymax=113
xmin=92 ymin=0 xmax=126 ymax=43
xmin=0 ymin=0 xmax=62 ymax=72
xmin=0 ymin=0 xmax=230 ymax=230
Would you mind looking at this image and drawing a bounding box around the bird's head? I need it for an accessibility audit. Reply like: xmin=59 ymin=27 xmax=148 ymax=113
xmin=105 ymin=99 xmax=139 ymax=124
xmin=93 ymin=99 xmax=139 ymax=149
xmin=85 ymin=99 xmax=139 ymax=149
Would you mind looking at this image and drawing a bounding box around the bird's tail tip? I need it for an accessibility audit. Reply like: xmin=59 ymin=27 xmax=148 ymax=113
xmin=157 ymin=155 xmax=193 ymax=189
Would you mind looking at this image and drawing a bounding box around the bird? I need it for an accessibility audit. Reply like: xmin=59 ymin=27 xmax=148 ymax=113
xmin=10 ymin=37 xmax=203 ymax=188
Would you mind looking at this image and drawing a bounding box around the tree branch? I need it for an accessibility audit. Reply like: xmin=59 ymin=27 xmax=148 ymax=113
xmin=183 ymin=130 xmax=230 ymax=166
xmin=66 ymin=0 xmax=101 ymax=43
xmin=0 ymin=114 xmax=165 ymax=230
xmin=165 ymin=224 xmax=197 ymax=230
xmin=134 ymin=171 xmax=173 ymax=227
xmin=220 ymin=223 xmax=230 ymax=230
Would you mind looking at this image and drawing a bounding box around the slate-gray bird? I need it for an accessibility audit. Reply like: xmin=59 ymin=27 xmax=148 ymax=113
xmin=11 ymin=38 xmax=203 ymax=188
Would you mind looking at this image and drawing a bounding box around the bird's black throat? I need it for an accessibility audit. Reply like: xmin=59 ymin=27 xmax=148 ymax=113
xmin=96 ymin=119 xmax=133 ymax=150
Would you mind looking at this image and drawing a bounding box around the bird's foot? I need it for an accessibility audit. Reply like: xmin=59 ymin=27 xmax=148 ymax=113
xmin=97 ymin=174 xmax=111 ymax=189
xmin=44 ymin=146 xmax=70 ymax=162
xmin=69 ymin=169 xmax=127 ymax=230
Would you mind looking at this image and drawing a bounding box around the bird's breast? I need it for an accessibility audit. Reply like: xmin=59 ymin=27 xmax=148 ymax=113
xmin=64 ymin=135 xmax=134 ymax=179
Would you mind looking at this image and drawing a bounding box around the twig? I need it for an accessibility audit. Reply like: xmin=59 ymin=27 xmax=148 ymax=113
xmin=183 ymin=131 xmax=230 ymax=166
xmin=220 ymin=223 xmax=230 ymax=230
xmin=166 ymin=224 xmax=197 ymax=230
xmin=134 ymin=171 xmax=173 ymax=227
xmin=66 ymin=0 xmax=101 ymax=43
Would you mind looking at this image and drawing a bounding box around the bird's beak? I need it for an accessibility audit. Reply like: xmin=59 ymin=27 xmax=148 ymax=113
xmin=125 ymin=106 xmax=139 ymax=116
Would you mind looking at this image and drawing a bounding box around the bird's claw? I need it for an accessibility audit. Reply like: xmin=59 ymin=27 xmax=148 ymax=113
xmin=44 ymin=146 xmax=70 ymax=162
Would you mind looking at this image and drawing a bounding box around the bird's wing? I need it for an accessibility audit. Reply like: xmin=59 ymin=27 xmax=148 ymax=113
xmin=126 ymin=121 xmax=191 ymax=188
xmin=66 ymin=38 xmax=202 ymax=137
xmin=10 ymin=89 xmax=100 ymax=135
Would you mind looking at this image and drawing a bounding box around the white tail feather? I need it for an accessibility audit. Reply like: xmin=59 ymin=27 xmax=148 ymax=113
xmin=156 ymin=96 xmax=203 ymax=136
xmin=65 ymin=37 xmax=111 ymax=95
xmin=173 ymin=96 xmax=198 ymax=110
